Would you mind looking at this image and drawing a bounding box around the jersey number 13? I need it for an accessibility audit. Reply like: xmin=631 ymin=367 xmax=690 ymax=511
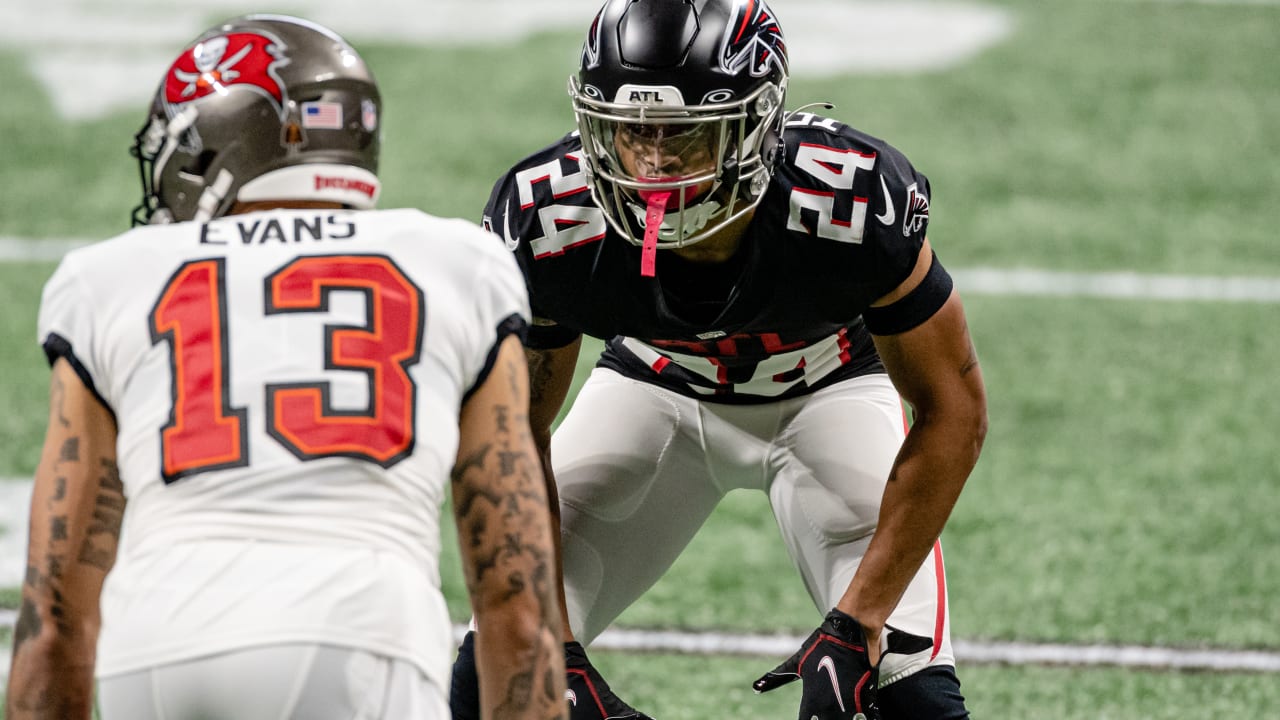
xmin=149 ymin=255 xmax=424 ymax=484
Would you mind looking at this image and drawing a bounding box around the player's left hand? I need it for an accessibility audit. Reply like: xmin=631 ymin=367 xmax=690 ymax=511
xmin=751 ymin=609 xmax=932 ymax=720
xmin=565 ymin=641 xmax=655 ymax=720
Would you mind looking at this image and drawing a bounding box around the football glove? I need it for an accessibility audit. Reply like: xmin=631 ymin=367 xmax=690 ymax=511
xmin=751 ymin=609 xmax=932 ymax=720
xmin=449 ymin=631 xmax=484 ymax=720
xmin=565 ymin=640 xmax=655 ymax=720
xmin=450 ymin=630 xmax=655 ymax=720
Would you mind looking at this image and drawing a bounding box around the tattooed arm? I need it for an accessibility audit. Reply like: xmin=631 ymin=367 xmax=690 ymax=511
xmin=6 ymin=358 xmax=124 ymax=719
xmin=453 ymin=334 xmax=569 ymax=720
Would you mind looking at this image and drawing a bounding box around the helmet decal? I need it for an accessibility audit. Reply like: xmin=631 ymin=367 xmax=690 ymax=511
xmin=133 ymin=15 xmax=381 ymax=226
xmin=583 ymin=10 xmax=604 ymax=70
xmin=719 ymin=0 xmax=787 ymax=78
xmin=164 ymin=31 xmax=290 ymax=118
xmin=903 ymin=182 xmax=930 ymax=237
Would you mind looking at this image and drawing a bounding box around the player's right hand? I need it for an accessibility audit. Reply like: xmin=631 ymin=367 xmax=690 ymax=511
xmin=752 ymin=609 xmax=880 ymax=719
xmin=751 ymin=609 xmax=933 ymax=720
xmin=565 ymin=641 xmax=655 ymax=720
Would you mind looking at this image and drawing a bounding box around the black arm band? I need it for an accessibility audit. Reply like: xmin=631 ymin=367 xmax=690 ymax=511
xmin=526 ymin=320 xmax=582 ymax=350
xmin=863 ymin=252 xmax=954 ymax=335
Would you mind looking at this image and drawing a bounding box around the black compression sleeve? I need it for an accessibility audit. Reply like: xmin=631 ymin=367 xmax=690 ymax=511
xmin=863 ymin=252 xmax=954 ymax=335
xmin=526 ymin=321 xmax=582 ymax=350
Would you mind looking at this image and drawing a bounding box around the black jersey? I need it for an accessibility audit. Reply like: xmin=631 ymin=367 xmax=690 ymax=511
xmin=483 ymin=112 xmax=937 ymax=403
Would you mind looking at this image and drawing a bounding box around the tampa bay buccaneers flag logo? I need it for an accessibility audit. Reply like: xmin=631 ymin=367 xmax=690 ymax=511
xmin=719 ymin=0 xmax=787 ymax=78
xmin=163 ymin=31 xmax=289 ymax=117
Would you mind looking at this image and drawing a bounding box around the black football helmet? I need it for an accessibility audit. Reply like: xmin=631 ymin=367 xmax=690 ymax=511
xmin=131 ymin=15 xmax=381 ymax=225
xmin=569 ymin=0 xmax=788 ymax=249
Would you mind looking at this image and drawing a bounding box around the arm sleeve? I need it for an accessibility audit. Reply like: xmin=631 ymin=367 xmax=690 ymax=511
xmin=862 ymin=252 xmax=953 ymax=335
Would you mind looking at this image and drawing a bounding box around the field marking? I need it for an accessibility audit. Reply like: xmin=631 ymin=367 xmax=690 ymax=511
xmin=6 ymin=0 xmax=1011 ymax=121
xmin=1111 ymin=0 xmax=1280 ymax=6
xmin=588 ymin=627 xmax=1280 ymax=673
xmin=0 ymin=611 xmax=1277 ymax=680
xmin=0 ymin=480 xmax=32 ymax=590
xmin=0 ymin=237 xmax=90 ymax=262
xmin=3 ymin=478 xmax=1280 ymax=676
xmin=950 ymin=267 xmax=1280 ymax=303
xmin=5 ymin=238 xmax=1280 ymax=303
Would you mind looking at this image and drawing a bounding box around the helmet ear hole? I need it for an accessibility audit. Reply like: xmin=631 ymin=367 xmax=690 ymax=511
xmin=761 ymin=131 xmax=782 ymax=169
xmin=182 ymin=150 xmax=217 ymax=178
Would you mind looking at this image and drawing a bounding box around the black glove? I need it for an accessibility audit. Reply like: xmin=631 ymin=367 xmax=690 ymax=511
xmin=565 ymin=640 xmax=655 ymax=720
xmin=752 ymin=609 xmax=932 ymax=720
xmin=449 ymin=630 xmax=484 ymax=720
xmin=450 ymin=630 xmax=655 ymax=720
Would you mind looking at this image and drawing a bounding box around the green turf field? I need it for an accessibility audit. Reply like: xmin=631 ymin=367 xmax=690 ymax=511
xmin=3 ymin=0 xmax=1278 ymax=716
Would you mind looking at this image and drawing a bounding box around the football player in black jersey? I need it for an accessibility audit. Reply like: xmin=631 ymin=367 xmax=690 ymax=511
xmin=451 ymin=1 xmax=987 ymax=718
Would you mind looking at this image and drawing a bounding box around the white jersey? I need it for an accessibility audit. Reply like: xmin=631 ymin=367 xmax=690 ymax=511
xmin=36 ymin=207 xmax=530 ymax=688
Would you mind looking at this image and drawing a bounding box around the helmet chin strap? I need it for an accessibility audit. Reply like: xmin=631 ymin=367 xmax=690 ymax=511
xmin=193 ymin=169 xmax=235 ymax=223
xmin=640 ymin=190 xmax=670 ymax=277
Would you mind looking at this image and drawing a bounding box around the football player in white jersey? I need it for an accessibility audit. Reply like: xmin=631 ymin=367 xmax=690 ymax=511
xmin=6 ymin=15 xmax=566 ymax=720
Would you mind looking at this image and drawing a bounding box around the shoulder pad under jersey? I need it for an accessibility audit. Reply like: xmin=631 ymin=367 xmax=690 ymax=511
xmin=776 ymin=112 xmax=933 ymax=290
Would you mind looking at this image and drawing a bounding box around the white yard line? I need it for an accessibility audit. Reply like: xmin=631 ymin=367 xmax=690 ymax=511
xmin=0 ymin=480 xmax=32 ymax=590
xmin=0 ymin=612 xmax=1277 ymax=679
xmin=6 ymin=1 xmax=1012 ymax=120
xmin=1110 ymin=0 xmax=1280 ymax=6
xmin=4 ymin=237 xmax=1280 ymax=303
xmin=585 ymin=627 xmax=1280 ymax=672
xmin=3 ymin=474 xmax=1280 ymax=677
xmin=0 ymin=236 xmax=91 ymax=261
xmin=950 ymin=267 xmax=1280 ymax=303
xmin=3 ymin=472 xmax=1279 ymax=676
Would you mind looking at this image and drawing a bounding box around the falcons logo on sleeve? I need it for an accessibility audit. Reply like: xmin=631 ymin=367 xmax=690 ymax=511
xmin=903 ymin=182 xmax=929 ymax=236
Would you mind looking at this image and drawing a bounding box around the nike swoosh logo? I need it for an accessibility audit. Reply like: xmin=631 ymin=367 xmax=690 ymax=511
xmin=502 ymin=198 xmax=519 ymax=251
xmin=817 ymin=655 xmax=846 ymax=712
xmin=875 ymin=175 xmax=895 ymax=226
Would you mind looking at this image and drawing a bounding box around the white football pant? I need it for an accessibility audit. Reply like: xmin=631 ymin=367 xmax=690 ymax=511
xmin=553 ymin=368 xmax=954 ymax=686
xmin=96 ymin=644 xmax=446 ymax=719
